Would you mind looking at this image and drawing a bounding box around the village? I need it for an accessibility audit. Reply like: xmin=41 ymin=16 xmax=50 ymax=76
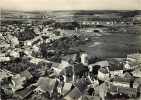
xmin=0 ymin=10 xmax=141 ymax=100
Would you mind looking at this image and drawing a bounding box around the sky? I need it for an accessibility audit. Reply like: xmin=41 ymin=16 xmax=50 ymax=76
xmin=0 ymin=0 xmax=141 ymax=11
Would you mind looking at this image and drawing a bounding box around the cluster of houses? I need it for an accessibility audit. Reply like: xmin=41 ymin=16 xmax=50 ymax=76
xmin=0 ymin=20 xmax=141 ymax=99
xmin=0 ymin=10 xmax=141 ymax=100
xmin=54 ymin=13 xmax=135 ymax=27
xmin=1 ymin=43 xmax=141 ymax=100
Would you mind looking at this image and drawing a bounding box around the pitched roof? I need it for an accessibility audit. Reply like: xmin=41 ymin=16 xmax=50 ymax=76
xmin=123 ymin=72 xmax=133 ymax=79
xmin=37 ymin=77 xmax=56 ymax=92
xmin=62 ymin=83 xmax=72 ymax=94
xmin=64 ymin=87 xmax=82 ymax=100
xmin=112 ymin=76 xmax=131 ymax=83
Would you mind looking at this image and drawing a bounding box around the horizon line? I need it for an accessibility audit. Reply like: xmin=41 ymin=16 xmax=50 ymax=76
xmin=1 ymin=8 xmax=141 ymax=12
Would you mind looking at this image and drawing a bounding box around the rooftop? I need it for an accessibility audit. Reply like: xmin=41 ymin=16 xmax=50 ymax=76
xmin=112 ymin=76 xmax=131 ymax=83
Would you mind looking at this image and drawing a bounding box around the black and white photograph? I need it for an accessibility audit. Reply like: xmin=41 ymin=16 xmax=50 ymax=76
xmin=0 ymin=0 xmax=141 ymax=100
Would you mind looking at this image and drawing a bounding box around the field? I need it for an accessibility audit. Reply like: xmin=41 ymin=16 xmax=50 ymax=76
xmin=62 ymin=25 xmax=141 ymax=58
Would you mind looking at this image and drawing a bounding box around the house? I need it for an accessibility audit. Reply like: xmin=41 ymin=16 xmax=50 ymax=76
xmin=24 ymin=40 xmax=32 ymax=46
xmin=133 ymin=78 xmax=141 ymax=93
xmin=0 ymin=56 xmax=10 ymax=62
xmin=123 ymin=72 xmax=134 ymax=81
xmin=132 ymin=67 xmax=141 ymax=78
xmin=123 ymin=61 xmax=134 ymax=71
xmin=133 ymin=78 xmax=141 ymax=89
xmin=108 ymin=84 xmax=138 ymax=98
xmin=111 ymin=76 xmax=132 ymax=88
xmin=97 ymin=67 xmax=110 ymax=81
xmin=108 ymin=65 xmax=123 ymax=77
xmin=36 ymin=77 xmax=56 ymax=93
xmin=110 ymin=73 xmax=136 ymax=94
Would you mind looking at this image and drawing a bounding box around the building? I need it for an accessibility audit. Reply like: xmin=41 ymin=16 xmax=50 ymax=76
xmin=97 ymin=67 xmax=110 ymax=81
xmin=36 ymin=77 xmax=56 ymax=93
xmin=111 ymin=76 xmax=131 ymax=88
xmin=0 ymin=56 xmax=10 ymax=62
xmin=123 ymin=61 xmax=134 ymax=71
xmin=123 ymin=72 xmax=134 ymax=81
xmin=132 ymin=67 xmax=141 ymax=78
xmin=77 ymin=14 xmax=133 ymax=27
xmin=108 ymin=84 xmax=138 ymax=97
xmin=133 ymin=78 xmax=141 ymax=93
xmin=80 ymin=53 xmax=88 ymax=66
xmin=108 ymin=65 xmax=123 ymax=77
xmin=109 ymin=72 xmax=135 ymax=97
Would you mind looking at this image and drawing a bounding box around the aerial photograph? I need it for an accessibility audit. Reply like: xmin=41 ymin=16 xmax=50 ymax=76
xmin=0 ymin=0 xmax=141 ymax=100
